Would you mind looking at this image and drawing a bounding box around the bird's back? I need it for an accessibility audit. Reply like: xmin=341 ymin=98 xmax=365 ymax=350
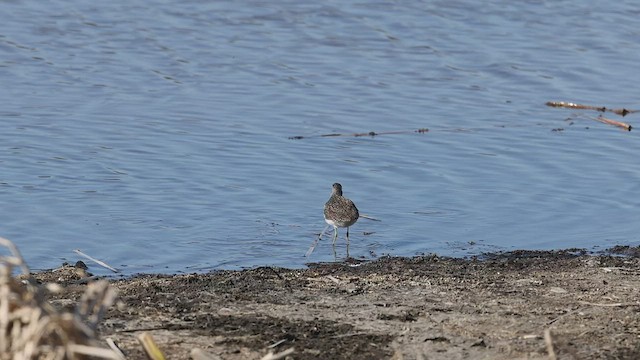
xmin=324 ymin=195 xmax=359 ymax=228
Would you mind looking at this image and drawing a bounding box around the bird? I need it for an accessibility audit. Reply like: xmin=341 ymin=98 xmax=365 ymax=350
xmin=321 ymin=183 xmax=359 ymax=255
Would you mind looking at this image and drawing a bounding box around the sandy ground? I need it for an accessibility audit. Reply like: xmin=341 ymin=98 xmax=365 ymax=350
xmin=33 ymin=246 xmax=640 ymax=359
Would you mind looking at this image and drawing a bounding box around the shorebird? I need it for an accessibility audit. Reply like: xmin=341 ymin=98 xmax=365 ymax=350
xmin=321 ymin=183 xmax=359 ymax=254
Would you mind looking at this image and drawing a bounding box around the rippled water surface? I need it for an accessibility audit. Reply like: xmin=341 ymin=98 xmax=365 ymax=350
xmin=2 ymin=0 xmax=640 ymax=274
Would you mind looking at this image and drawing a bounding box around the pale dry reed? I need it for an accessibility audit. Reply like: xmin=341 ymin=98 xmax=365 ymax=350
xmin=0 ymin=237 xmax=119 ymax=360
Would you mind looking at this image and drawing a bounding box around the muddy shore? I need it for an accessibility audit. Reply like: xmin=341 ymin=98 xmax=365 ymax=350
xmin=34 ymin=247 xmax=640 ymax=359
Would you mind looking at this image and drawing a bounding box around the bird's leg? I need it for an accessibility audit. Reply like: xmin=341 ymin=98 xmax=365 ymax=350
xmin=346 ymin=227 xmax=350 ymax=258
xmin=332 ymin=226 xmax=338 ymax=260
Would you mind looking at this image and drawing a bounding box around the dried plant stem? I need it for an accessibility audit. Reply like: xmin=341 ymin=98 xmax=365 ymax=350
xmin=0 ymin=237 xmax=120 ymax=359
xmin=544 ymin=328 xmax=556 ymax=360
xmin=73 ymin=249 xmax=120 ymax=273
xmin=260 ymin=347 xmax=295 ymax=360
xmin=138 ymin=332 xmax=166 ymax=360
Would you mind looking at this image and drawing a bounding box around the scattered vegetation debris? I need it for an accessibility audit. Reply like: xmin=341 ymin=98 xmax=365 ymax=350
xmin=0 ymin=237 xmax=118 ymax=359
xmin=546 ymin=101 xmax=636 ymax=117
xmin=289 ymin=128 xmax=430 ymax=139
xmin=590 ymin=115 xmax=632 ymax=131
xmin=547 ymin=101 xmax=635 ymax=131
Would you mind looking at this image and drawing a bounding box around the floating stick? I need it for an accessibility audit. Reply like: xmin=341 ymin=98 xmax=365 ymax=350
xmin=360 ymin=214 xmax=381 ymax=222
xmin=589 ymin=115 xmax=632 ymax=131
xmin=305 ymin=214 xmax=380 ymax=257
xmin=304 ymin=225 xmax=330 ymax=258
xmin=289 ymin=128 xmax=429 ymax=140
xmin=73 ymin=249 xmax=119 ymax=273
xmin=546 ymin=101 xmax=637 ymax=117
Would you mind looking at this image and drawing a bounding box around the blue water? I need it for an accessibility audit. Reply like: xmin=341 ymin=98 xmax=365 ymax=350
xmin=1 ymin=0 xmax=640 ymax=275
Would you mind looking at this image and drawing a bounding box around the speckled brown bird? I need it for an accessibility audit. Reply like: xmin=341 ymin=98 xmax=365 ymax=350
xmin=323 ymin=183 xmax=359 ymax=247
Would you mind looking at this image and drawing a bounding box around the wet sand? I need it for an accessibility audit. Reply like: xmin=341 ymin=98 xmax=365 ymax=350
xmin=35 ymin=247 xmax=640 ymax=359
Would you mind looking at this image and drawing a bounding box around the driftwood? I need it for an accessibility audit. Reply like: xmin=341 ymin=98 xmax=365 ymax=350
xmin=74 ymin=249 xmax=120 ymax=273
xmin=547 ymin=101 xmax=635 ymax=131
xmin=589 ymin=115 xmax=632 ymax=131
xmin=289 ymin=128 xmax=429 ymax=140
xmin=546 ymin=101 xmax=637 ymax=117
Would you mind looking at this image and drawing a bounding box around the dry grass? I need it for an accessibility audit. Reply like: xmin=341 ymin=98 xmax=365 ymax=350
xmin=0 ymin=237 xmax=119 ymax=359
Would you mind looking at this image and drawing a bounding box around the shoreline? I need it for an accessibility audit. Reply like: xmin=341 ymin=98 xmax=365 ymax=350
xmin=33 ymin=247 xmax=640 ymax=359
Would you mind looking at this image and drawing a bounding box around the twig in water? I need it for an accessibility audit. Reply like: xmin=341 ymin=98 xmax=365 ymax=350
xmin=588 ymin=115 xmax=632 ymax=131
xmin=289 ymin=128 xmax=429 ymax=140
xmin=305 ymin=224 xmax=330 ymax=257
xmin=74 ymin=249 xmax=119 ymax=273
xmin=306 ymin=215 xmax=379 ymax=257
xmin=360 ymin=214 xmax=381 ymax=222
xmin=304 ymin=237 xmax=320 ymax=258
xmin=546 ymin=101 xmax=637 ymax=116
